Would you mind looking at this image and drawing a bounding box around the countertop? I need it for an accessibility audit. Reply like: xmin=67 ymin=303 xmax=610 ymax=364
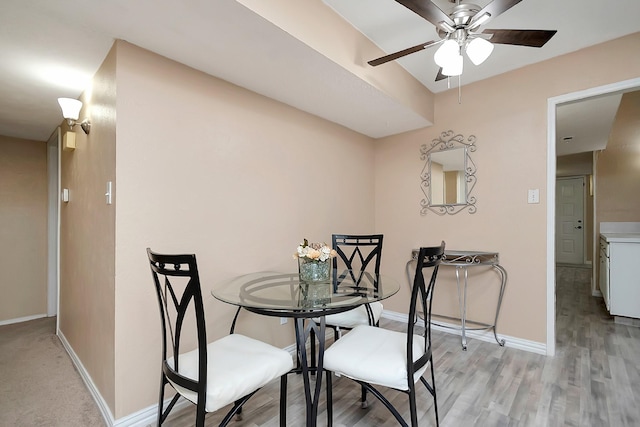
xmin=600 ymin=233 xmax=640 ymax=243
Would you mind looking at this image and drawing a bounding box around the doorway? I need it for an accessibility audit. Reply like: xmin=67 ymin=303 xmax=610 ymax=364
xmin=546 ymin=77 xmax=640 ymax=356
xmin=555 ymin=176 xmax=586 ymax=265
xmin=46 ymin=127 xmax=60 ymax=320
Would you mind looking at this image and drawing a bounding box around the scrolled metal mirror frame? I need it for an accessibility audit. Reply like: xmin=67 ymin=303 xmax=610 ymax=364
xmin=420 ymin=130 xmax=477 ymax=216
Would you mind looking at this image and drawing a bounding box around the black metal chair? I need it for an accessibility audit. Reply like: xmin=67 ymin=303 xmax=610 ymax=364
xmin=309 ymin=235 xmax=384 ymax=370
xmin=323 ymin=242 xmax=445 ymax=427
xmin=147 ymin=248 xmax=293 ymax=427
xmin=327 ymin=234 xmax=384 ymax=333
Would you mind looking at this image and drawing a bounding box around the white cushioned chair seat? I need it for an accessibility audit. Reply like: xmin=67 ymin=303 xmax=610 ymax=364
xmin=316 ymin=302 xmax=383 ymax=329
xmin=167 ymin=334 xmax=293 ymax=412
xmin=323 ymin=325 xmax=427 ymax=391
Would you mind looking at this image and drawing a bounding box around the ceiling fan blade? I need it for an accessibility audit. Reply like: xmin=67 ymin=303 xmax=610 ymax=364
xmin=395 ymin=0 xmax=455 ymax=31
xmin=471 ymin=0 xmax=523 ymax=27
xmin=368 ymin=40 xmax=440 ymax=67
xmin=435 ymin=67 xmax=447 ymax=81
xmin=482 ymin=29 xmax=557 ymax=47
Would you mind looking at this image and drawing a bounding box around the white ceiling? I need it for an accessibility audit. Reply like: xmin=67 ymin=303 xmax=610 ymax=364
xmin=1 ymin=0 xmax=639 ymax=149
xmin=556 ymin=94 xmax=623 ymax=156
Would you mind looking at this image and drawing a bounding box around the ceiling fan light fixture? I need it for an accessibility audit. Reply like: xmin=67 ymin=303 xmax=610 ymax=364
xmin=466 ymin=37 xmax=494 ymax=65
xmin=434 ymin=39 xmax=459 ymax=68
xmin=442 ymin=53 xmax=463 ymax=76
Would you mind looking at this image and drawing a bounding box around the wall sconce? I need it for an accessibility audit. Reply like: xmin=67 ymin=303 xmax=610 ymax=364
xmin=57 ymin=98 xmax=91 ymax=134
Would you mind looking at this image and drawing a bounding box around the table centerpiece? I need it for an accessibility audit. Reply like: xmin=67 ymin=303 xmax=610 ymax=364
xmin=294 ymin=238 xmax=336 ymax=283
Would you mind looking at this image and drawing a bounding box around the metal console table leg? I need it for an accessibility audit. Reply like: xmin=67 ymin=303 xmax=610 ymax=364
xmin=410 ymin=250 xmax=508 ymax=350
xmin=455 ymin=265 xmax=468 ymax=350
xmin=492 ymin=264 xmax=507 ymax=347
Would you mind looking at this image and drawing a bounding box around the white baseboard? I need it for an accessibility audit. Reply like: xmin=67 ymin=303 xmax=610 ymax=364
xmin=0 ymin=313 xmax=47 ymax=326
xmin=112 ymin=398 xmax=194 ymax=427
xmin=58 ymin=329 xmax=196 ymax=427
xmin=57 ymin=330 xmax=116 ymax=426
xmin=381 ymin=310 xmax=547 ymax=356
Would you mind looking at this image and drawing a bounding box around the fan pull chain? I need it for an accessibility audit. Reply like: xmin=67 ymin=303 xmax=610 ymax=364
xmin=446 ymin=75 xmax=463 ymax=103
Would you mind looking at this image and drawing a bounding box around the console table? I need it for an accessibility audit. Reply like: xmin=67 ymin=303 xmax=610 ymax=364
xmin=410 ymin=250 xmax=507 ymax=350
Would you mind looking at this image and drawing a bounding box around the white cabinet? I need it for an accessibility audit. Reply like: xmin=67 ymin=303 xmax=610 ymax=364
xmin=599 ymin=233 xmax=640 ymax=319
xmin=599 ymin=237 xmax=610 ymax=311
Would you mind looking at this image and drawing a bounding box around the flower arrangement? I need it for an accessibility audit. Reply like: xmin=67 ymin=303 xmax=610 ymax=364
xmin=294 ymin=238 xmax=337 ymax=263
xmin=295 ymin=239 xmax=336 ymax=282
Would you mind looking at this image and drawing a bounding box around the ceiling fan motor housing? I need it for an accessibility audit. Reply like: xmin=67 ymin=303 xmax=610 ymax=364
xmin=437 ymin=3 xmax=482 ymax=40
xmin=451 ymin=3 xmax=481 ymax=25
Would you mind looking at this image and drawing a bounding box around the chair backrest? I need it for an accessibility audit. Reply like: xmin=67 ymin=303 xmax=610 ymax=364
xmin=332 ymin=234 xmax=383 ymax=286
xmin=147 ymin=248 xmax=207 ymax=398
xmin=406 ymin=242 xmax=445 ymax=381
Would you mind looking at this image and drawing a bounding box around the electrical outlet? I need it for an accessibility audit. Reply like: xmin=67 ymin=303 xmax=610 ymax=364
xmin=280 ymin=317 xmax=288 ymax=325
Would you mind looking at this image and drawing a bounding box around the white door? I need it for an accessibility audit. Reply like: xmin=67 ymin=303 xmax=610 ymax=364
xmin=555 ymin=177 xmax=585 ymax=264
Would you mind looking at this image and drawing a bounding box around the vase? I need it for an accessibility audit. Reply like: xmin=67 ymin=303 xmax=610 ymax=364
xmin=300 ymin=281 xmax=331 ymax=308
xmin=298 ymin=258 xmax=331 ymax=283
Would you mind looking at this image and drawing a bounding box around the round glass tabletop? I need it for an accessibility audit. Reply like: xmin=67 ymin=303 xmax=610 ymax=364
xmin=212 ymin=270 xmax=400 ymax=314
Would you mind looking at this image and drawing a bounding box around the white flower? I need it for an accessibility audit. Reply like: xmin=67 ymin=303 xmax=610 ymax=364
xmin=319 ymin=246 xmax=332 ymax=262
xmin=294 ymin=238 xmax=336 ymax=263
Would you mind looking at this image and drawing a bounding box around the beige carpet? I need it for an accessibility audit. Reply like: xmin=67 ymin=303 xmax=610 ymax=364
xmin=0 ymin=317 xmax=105 ymax=426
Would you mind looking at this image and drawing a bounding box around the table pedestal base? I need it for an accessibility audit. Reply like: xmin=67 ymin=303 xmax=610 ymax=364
xmin=294 ymin=317 xmax=325 ymax=427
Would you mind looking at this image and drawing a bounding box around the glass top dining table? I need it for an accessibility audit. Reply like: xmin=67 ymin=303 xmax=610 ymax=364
xmin=211 ymin=270 xmax=400 ymax=427
xmin=212 ymin=270 xmax=400 ymax=317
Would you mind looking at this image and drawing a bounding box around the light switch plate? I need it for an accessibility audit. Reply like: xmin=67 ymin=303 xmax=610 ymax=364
xmin=528 ymin=189 xmax=540 ymax=204
xmin=105 ymin=181 xmax=112 ymax=205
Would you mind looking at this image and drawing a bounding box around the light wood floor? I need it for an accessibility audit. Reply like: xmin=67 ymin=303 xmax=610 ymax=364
xmin=160 ymin=265 xmax=640 ymax=426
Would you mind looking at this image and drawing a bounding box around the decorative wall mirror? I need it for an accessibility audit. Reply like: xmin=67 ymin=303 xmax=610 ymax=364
xmin=420 ymin=130 xmax=477 ymax=215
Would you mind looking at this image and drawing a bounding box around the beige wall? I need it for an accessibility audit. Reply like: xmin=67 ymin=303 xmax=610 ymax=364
xmin=375 ymin=33 xmax=640 ymax=344
xmin=0 ymin=135 xmax=48 ymax=322
xmin=596 ymin=90 xmax=640 ymax=226
xmin=557 ymin=152 xmax=593 ymax=176
xmin=593 ymin=90 xmax=640 ymax=293
xmin=112 ymin=41 xmax=375 ymax=417
xmin=59 ymin=45 xmax=117 ymax=412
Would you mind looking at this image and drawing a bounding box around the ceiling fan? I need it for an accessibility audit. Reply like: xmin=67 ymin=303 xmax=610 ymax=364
xmin=368 ymin=0 xmax=557 ymax=81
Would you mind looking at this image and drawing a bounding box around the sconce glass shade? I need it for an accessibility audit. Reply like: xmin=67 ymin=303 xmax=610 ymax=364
xmin=466 ymin=38 xmax=494 ymax=65
xmin=442 ymin=54 xmax=463 ymax=76
xmin=434 ymin=39 xmax=459 ymax=68
xmin=57 ymin=98 xmax=82 ymax=120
